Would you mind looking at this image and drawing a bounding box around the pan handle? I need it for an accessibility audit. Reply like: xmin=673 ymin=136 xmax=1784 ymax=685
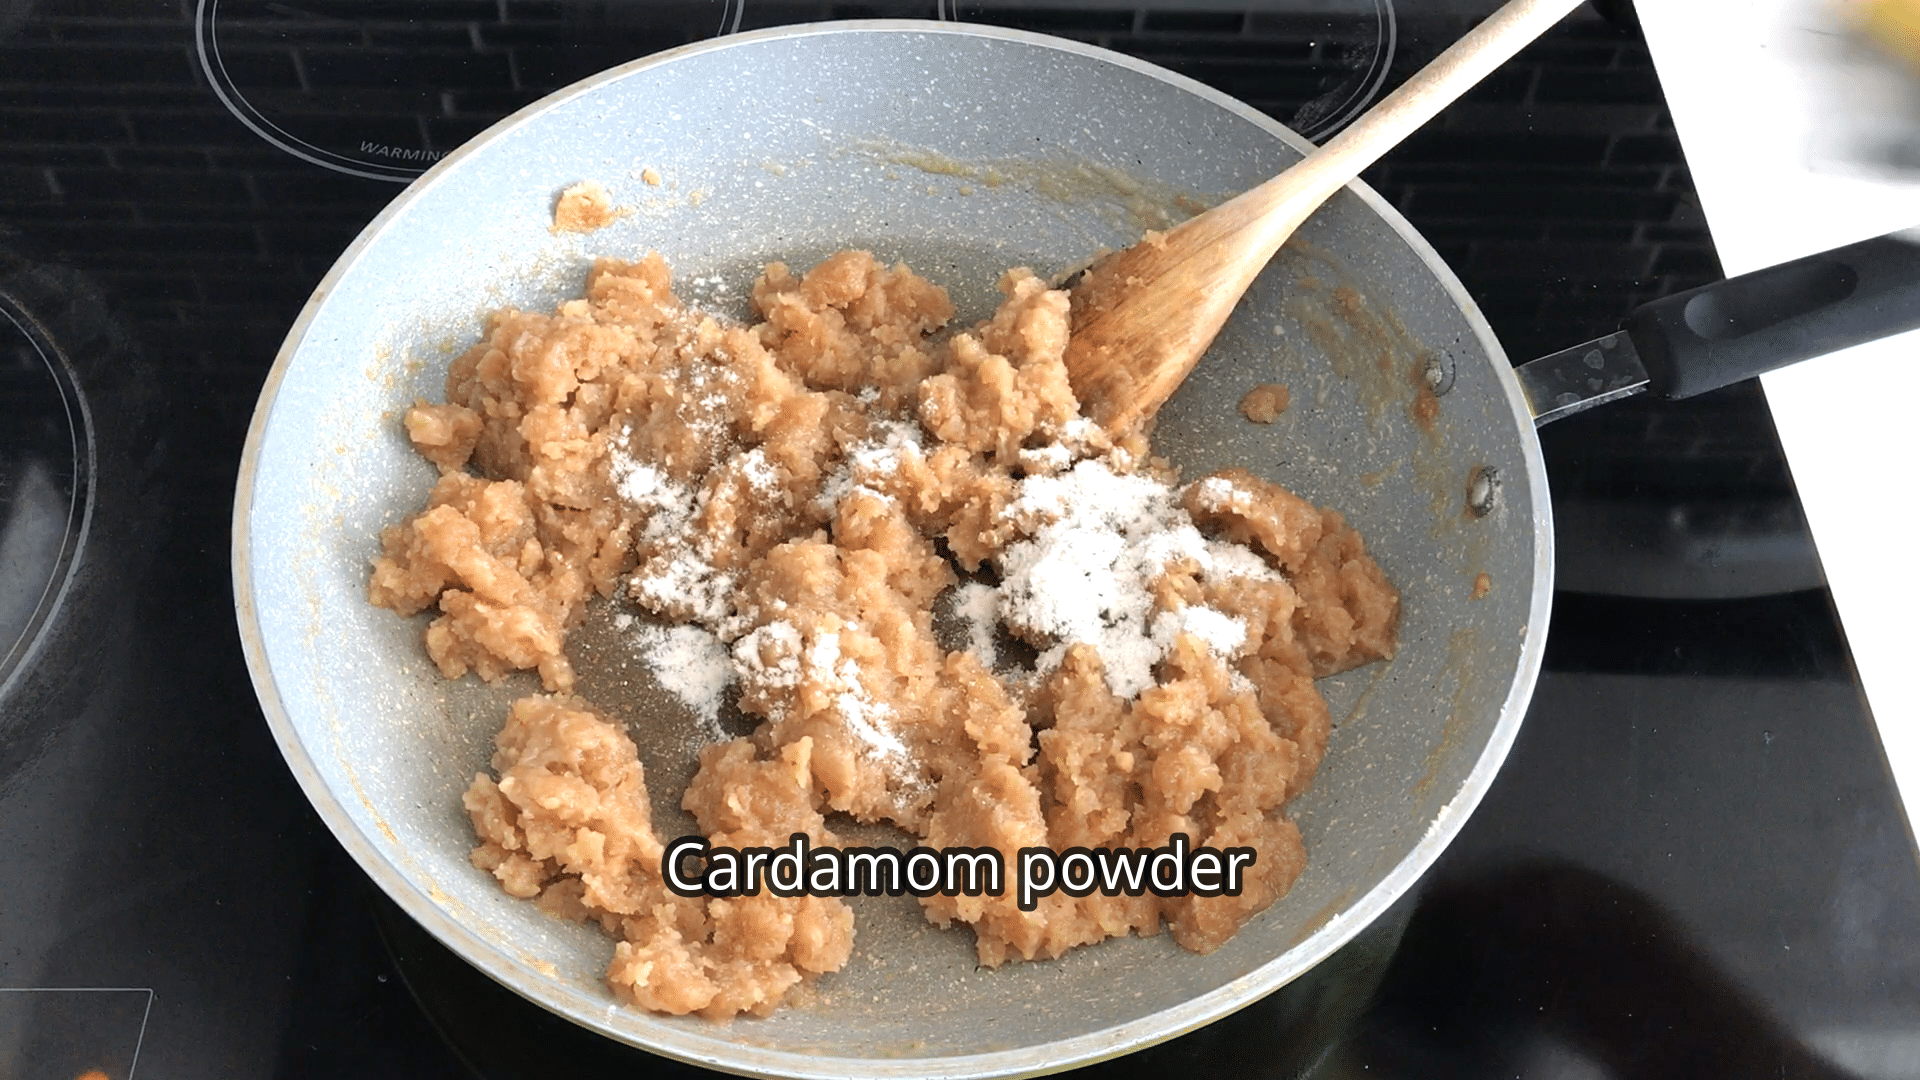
xmin=1629 ymin=231 xmax=1920 ymax=399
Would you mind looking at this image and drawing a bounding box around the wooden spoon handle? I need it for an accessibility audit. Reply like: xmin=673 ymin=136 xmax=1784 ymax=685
xmin=1239 ymin=0 xmax=1590 ymax=241
xmin=1064 ymin=0 xmax=1585 ymax=435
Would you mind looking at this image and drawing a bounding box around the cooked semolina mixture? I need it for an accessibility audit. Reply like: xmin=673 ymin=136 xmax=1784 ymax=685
xmin=369 ymin=250 xmax=1398 ymax=1020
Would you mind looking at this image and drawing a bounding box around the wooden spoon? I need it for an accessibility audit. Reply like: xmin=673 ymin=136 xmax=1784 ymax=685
xmin=1065 ymin=0 xmax=1587 ymax=434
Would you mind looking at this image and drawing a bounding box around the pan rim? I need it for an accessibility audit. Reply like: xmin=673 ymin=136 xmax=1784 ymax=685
xmin=231 ymin=17 xmax=1554 ymax=1079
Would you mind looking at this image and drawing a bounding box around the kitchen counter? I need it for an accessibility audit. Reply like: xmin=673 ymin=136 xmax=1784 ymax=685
xmin=1639 ymin=0 xmax=1920 ymax=841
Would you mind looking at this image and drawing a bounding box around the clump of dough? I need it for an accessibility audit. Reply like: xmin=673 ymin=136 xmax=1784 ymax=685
xmin=464 ymin=696 xmax=853 ymax=1017
xmin=551 ymin=180 xmax=626 ymax=233
xmin=1238 ymin=383 xmax=1290 ymax=423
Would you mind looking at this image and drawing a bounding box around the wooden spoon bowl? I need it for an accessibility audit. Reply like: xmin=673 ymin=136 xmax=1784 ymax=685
xmin=1065 ymin=0 xmax=1587 ymax=434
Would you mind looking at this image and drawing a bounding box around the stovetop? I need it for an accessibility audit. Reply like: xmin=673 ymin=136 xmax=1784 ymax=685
xmin=3 ymin=2 xmax=1917 ymax=1078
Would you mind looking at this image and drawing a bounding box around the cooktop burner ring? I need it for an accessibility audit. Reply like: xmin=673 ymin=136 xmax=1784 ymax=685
xmin=195 ymin=1 xmax=1398 ymax=181
xmin=1287 ymin=0 xmax=1397 ymax=141
xmin=194 ymin=0 xmax=750 ymax=182
xmin=0 ymin=295 xmax=94 ymax=701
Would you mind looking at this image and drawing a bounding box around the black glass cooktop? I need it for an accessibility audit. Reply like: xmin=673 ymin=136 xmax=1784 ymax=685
xmin=0 ymin=296 xmax=85 ymax=687
xmin=2 ymin=3 xmax=1915 ymax=1078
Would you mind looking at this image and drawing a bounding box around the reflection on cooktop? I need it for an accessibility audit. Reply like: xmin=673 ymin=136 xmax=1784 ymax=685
xmin=0 ymin=299 xmax=84 ymax=685
xmin=196 ymin=0 xmax=745 ymax=180
xmin=195 ymin=1 xmax=1397 ymax=179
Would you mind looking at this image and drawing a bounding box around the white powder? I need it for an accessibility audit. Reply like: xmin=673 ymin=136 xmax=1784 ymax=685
xmin=730 ymin=622 xmax=907 ymax=760
xmin=1059 ymin=417 xmax=1100 ymax=441
xmin=992 ymin=457 xmax=1262 ymax=699
xmin=610 ymin=453 xmax=689 ymax=522
xmin=813 ymin=469 xmax=855 ymax=518
xmin=952 ymin=581 xmax=1001 ymax=669
xmin=852 ymin=420 xmax=923 ymax=468
xmin=734 ymin=620 xmax=803 ymax=693
xmin=1056 ymin=416 xmax=1106 ymax=459
xmin=1191 ymin=474 xmax=1255 ymax=515
xmin=836 ymin=691 xmax=904 ymax=759
xmin=737 ymin=447 xmax=781 ymax=500
xmin=1016 ymin=443 xmax=1072 ymax=475
xmin=606 ymin=366 xmax=1276 ymax=736
xmin=638 ymin=561 xmax=736 ymax=629
xmin=610 ymin=437 xmax=736 ymax=627
xmin=802 ymin=631 xmax=907 ymax=760
xmin=1153 ymin=605 xmax=1247 ymax=658
xmin=813 ymin=419 xmax=922 ymax=517
xmin=629 ymin=622 xmax=734 ymax=737
xmin=995 ymin=458 xmax=1206 ymax=697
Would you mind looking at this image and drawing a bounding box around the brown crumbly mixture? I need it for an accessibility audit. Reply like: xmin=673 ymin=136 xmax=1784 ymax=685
xmin=551 ymin=180 xmax=624 ymax=233
xmin=464 ymin=696 xmax=854 ymax=1017
xmin=1238 ymin=382 xmax=1290 ymax=424
xmin=370 ymin=250 xmax=1399 ymax=1018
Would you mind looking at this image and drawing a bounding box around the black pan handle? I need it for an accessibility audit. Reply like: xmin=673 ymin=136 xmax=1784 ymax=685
xmin=1626 ymin=232 xmax=1920 ymax=400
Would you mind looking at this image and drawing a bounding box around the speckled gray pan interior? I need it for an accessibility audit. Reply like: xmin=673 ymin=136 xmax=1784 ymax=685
xmin=233 ymin=21 xmax=1552 ymax=1079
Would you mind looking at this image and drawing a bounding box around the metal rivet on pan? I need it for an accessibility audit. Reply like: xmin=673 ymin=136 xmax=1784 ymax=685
xmin=1423 ymin=352 xmax=1455 ymax=396
xmin=1466 ymin=465 xmax=1499 ymax=518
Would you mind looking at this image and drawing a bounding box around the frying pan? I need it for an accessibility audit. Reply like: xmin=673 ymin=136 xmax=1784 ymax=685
xmin=231 ymin=19 xmax=1915 ymax=1079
